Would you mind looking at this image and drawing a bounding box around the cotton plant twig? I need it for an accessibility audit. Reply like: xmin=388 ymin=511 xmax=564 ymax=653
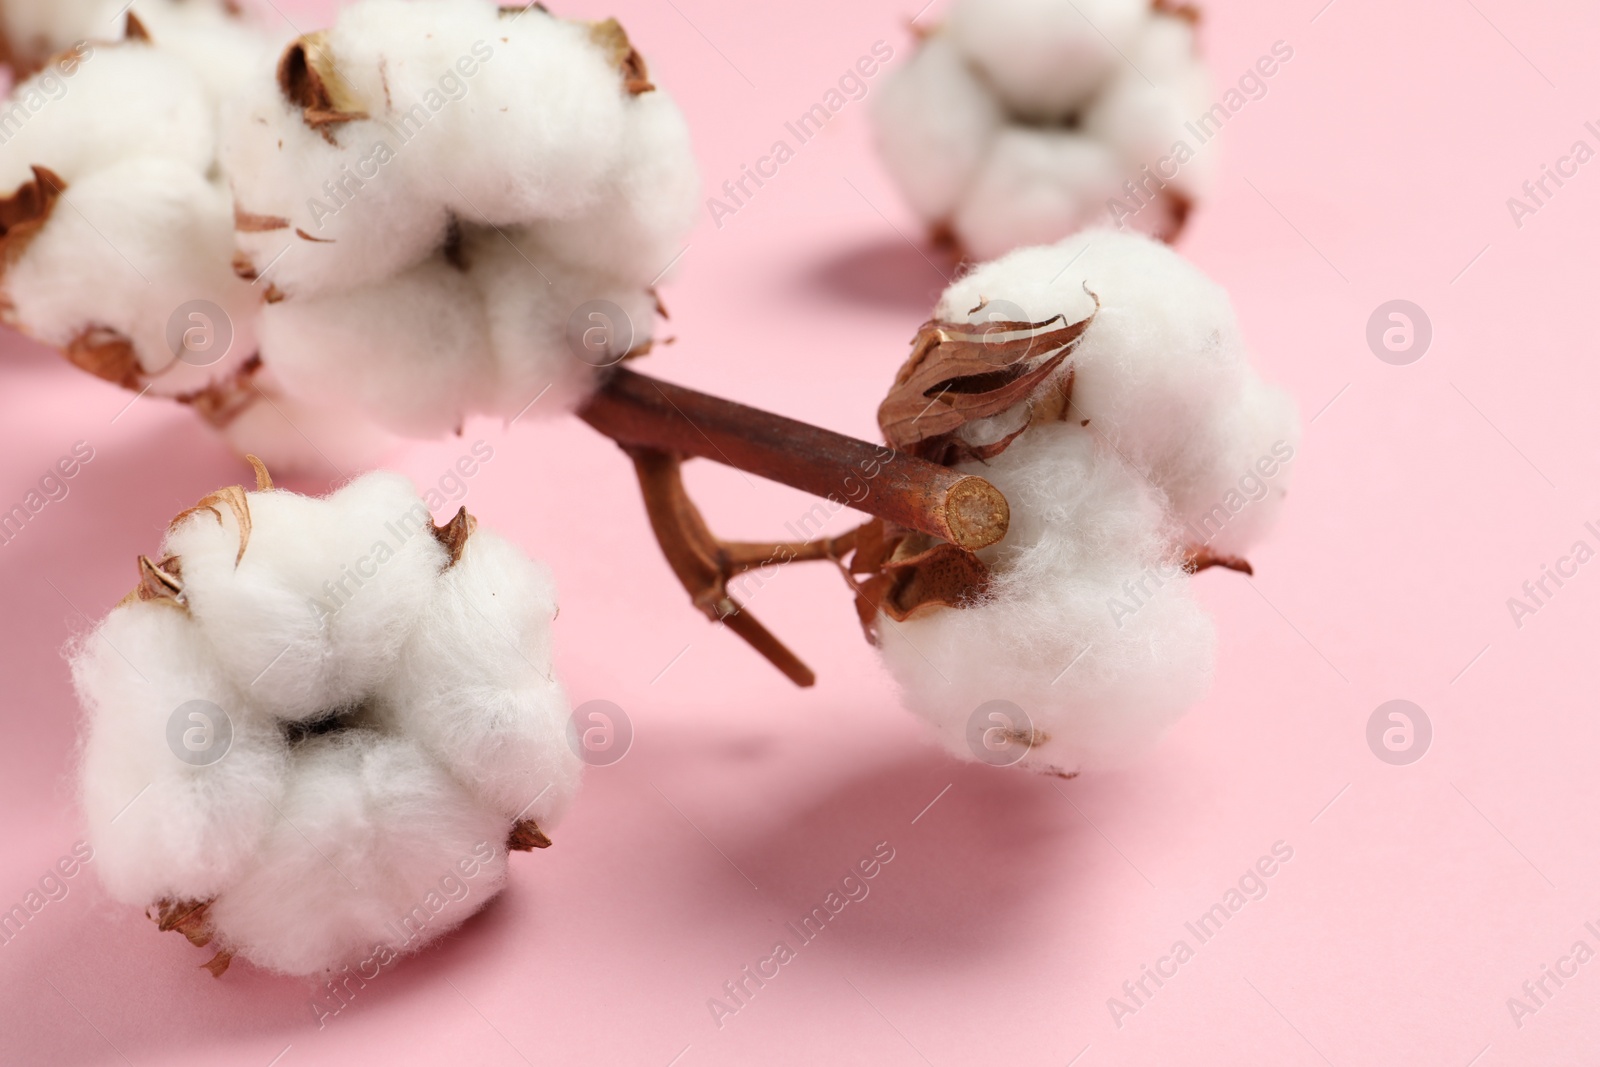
xmin=582 ymin=368 xmax=1010 ymax=549
xmin=579 ymin=368 xmax=1012 ymax=685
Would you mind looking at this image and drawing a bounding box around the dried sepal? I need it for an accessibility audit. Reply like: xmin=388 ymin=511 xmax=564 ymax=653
xmin=245 ymin=455 xmax=274 ymax=492
xmin=230 ymin=251 xmax=259 ymax=281
xmin=1157 ymin=189 xmax=1194 ymax=243
xmin=588 ymin=18 xmax=654 ymax=95
xmin=878 ymin=297 xmax=1098 ymax=465
xmin=507 ymin=820 xmax=553 ymax=851
xmin=170 ymin=485 xmax=254 ymax=567
xmin=64 ymin=327 xmax=143 ymax=390
xmin=1152 ymin=0 xmax=1202 ymax=25
xmin=233 ymin=205 xmax=289 ymax=233
xmin=174 ymin=354 xmax=264 ymax=430
xmin=431 ymin=506 xmax=476 ymax=565
xmin=276 ymin=31 xmax=369 ymax=140
xmin=1000 ymin=725 xmax=1050 ymax=749
xmin=124 ymin=11 xmax=152 ymax=41
xmin=202 ymin=950 xmax=234 ymax=977
xmin=839 ymin=518 xmax=991 ymax=642
xmin=134 ymin=555 xmax=185 ymax=606
xmin=1184 ymin=546 xmax=1252 ymax=576
xmin=149 ymin=898 xmax=215 ymax=947
xmin=0 ymin=165 xmax=66 ymax=275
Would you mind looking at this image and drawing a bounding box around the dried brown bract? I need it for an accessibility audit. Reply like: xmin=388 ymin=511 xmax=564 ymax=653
xmin=0 ymin=165 xmax=64 ymax=275
xmin=838 ymin=518 xmax=991 ymax=642
xmin=277 ymin=31 xmax=369 ymax=140
xmin=589 ymin=17 xmax=654 ymax=95
xmin=63 ymin=326 xmax=142 ymax=390
xmin=878 ymin=298 xmax=1097 ymax=466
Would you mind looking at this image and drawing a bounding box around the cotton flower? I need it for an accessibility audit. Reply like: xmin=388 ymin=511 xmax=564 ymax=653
xmin=0 ymin=0 xmax=695 ymax=470
xmin=221 ymin=0 xmax=699 ymax=438
xmin=860 ymin=229 xmax=1297 ymax=775
xmin=871 ymin=0 xmax=1213 ymax=259
xmin=72 ymin=462 xmax=580 ymax=976
xmin=0 ymin=7 xmax=276 ymax=402
xmin=0 ymin=0 xmax=242 ymax=75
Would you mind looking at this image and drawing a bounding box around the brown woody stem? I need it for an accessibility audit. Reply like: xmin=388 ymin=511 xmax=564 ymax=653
xmin=625 ymin=446 xmax=817 ymax=687
xmin=579 ymin=368 xmax=1009 ymax=551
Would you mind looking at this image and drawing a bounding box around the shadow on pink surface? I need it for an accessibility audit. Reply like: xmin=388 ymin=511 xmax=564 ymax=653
xmin=798 ymin=237 xmax=955 ymax=314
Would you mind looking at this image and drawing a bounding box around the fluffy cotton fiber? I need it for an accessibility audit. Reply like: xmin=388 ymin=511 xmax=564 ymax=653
xmin=222 ymin=0 xmax=699 ymax=437
xmin=872 ymin=0 xmax=1214 ymax=259
xmin=0 ymin=22 xmax=273 ymax=399
xmin=73 ymin=468 xmax=580 ymax=976
xmin=0 ymin=0 xmax=695 ymax=469
xmin=875 ymin=229 xmax=1297 ymax=774
xmin=0 ymin=0 xmax=243 ymax=74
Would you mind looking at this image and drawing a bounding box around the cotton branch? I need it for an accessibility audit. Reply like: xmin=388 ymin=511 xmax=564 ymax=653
xmin=578 ymin=368 xmax=1012 ymax=684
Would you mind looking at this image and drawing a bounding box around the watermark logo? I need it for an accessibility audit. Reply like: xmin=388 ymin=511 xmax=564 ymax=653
xmin=965 ymin=699 xmax=1034 ymax=767
xmin=567 ymin=699 xmax=633 ymax=767
xmin=1366 ymin=700 xmax=1431 ymax=766
xmin=166 ymin=300 xmax=233 ymax=368
xmin=166 ymin=700 xmax=233 ymax=766
xmin=565 ymin=300 xmax=634 ymax=368
xmin=967 ymin=298 xmax=1041 ymax=366
xmin=1366 ymin=300 xmax=1431 ymax=366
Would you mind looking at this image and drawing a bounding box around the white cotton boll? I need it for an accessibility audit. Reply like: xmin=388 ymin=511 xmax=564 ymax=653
xmin=1189 ymin=375 xmax=1299 ymax=558
xmin=205 ymin=732 xmax=509 ymax=975
xmin=410 ymin=8 xmax=630 ymax=224
xmin=874 ymin=5 xmax=1215 ymax=253
xmin=523 ymin=90 xmax=699 ymax=284
xmin=257 ymin=253 xmax=494 ymax=437
xmin=379 ymin=529 xmax=581 ymax=824
xmin=221 ymin=75 xmax=450 ymax=298
xmin=933 ymin=229 xmax=1299 ymax=552
xmin=73 ymin=469 xmax=578 ymax=975
xmin=0 ymin=44 xmax=212 ymax=191
xmin=215 ymin=0 xmax=693 ymax=441
xmin=1082 ymin=17 xmax=1215 ymax=199
xmin=0 ymin=0 xmax=245 ymax=70
xmin=131 ymin=4 xmax=287 ymax=107
xmin=471 ymin=232 xmax=640 ymax=419
xmin=951 ymin=129 xmax=1123 ymax=261
xmin=162 ymin=473 xmax=449 ymax=722
xmin=2 ymin=159 xmax=258 ymax=396
xmin=880 ymin=427 xmax=1215 ymax=774
xmin=870 ymin=33 xmax=1004 ymax=224
xmin=219 ymin=375 xmax=400 ymax=475
xmin=75 ymin=603 xmax=288 ymax=906
xmin=946 ymin=0 xmax=1148 ymax=120
xmin=0 ymin=0 xmax=103 ymax=67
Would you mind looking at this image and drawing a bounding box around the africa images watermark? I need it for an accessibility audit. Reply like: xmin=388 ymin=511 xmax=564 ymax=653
xmin=0 ymin=40 xmax=93 ymax=144
xmin=705 ymin=41 xmax=895 ymax=230
xmin=706 ymin=840 xmax=897 ymax=1029
xmin=1505 ymin=119 xmax=1600 ymax=231
xmin=310 ymin=839 xmax=504 ymax=1027
xmin=1105 ymin=40 xmax=1295 ymax=230
xmin=1106 ymin=840 xmax=1295 ymax=1029
xmin=1106 ymin=440 xmax=1295 ymax=628
xmin=725 ymin=442 xmax=899 ymax=606
xmin=304 ymin=39 xmax=496 ymax=230
xmin=1504 ymin=919 xmax=1600 ymax=1031
xmin=0 ymin=841 xmax=94 ymax=948
xmin=308 ymin=440 xmax=495 ymax=623
xmin=0 ymin=441 xmax=96 ymax=548
xmin=1504 ymin=517 xmax=1600 ymax=630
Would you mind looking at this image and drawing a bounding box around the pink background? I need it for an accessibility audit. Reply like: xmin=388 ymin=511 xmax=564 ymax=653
xmin=4 ymin=0 xmax=1599 ymax=1063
